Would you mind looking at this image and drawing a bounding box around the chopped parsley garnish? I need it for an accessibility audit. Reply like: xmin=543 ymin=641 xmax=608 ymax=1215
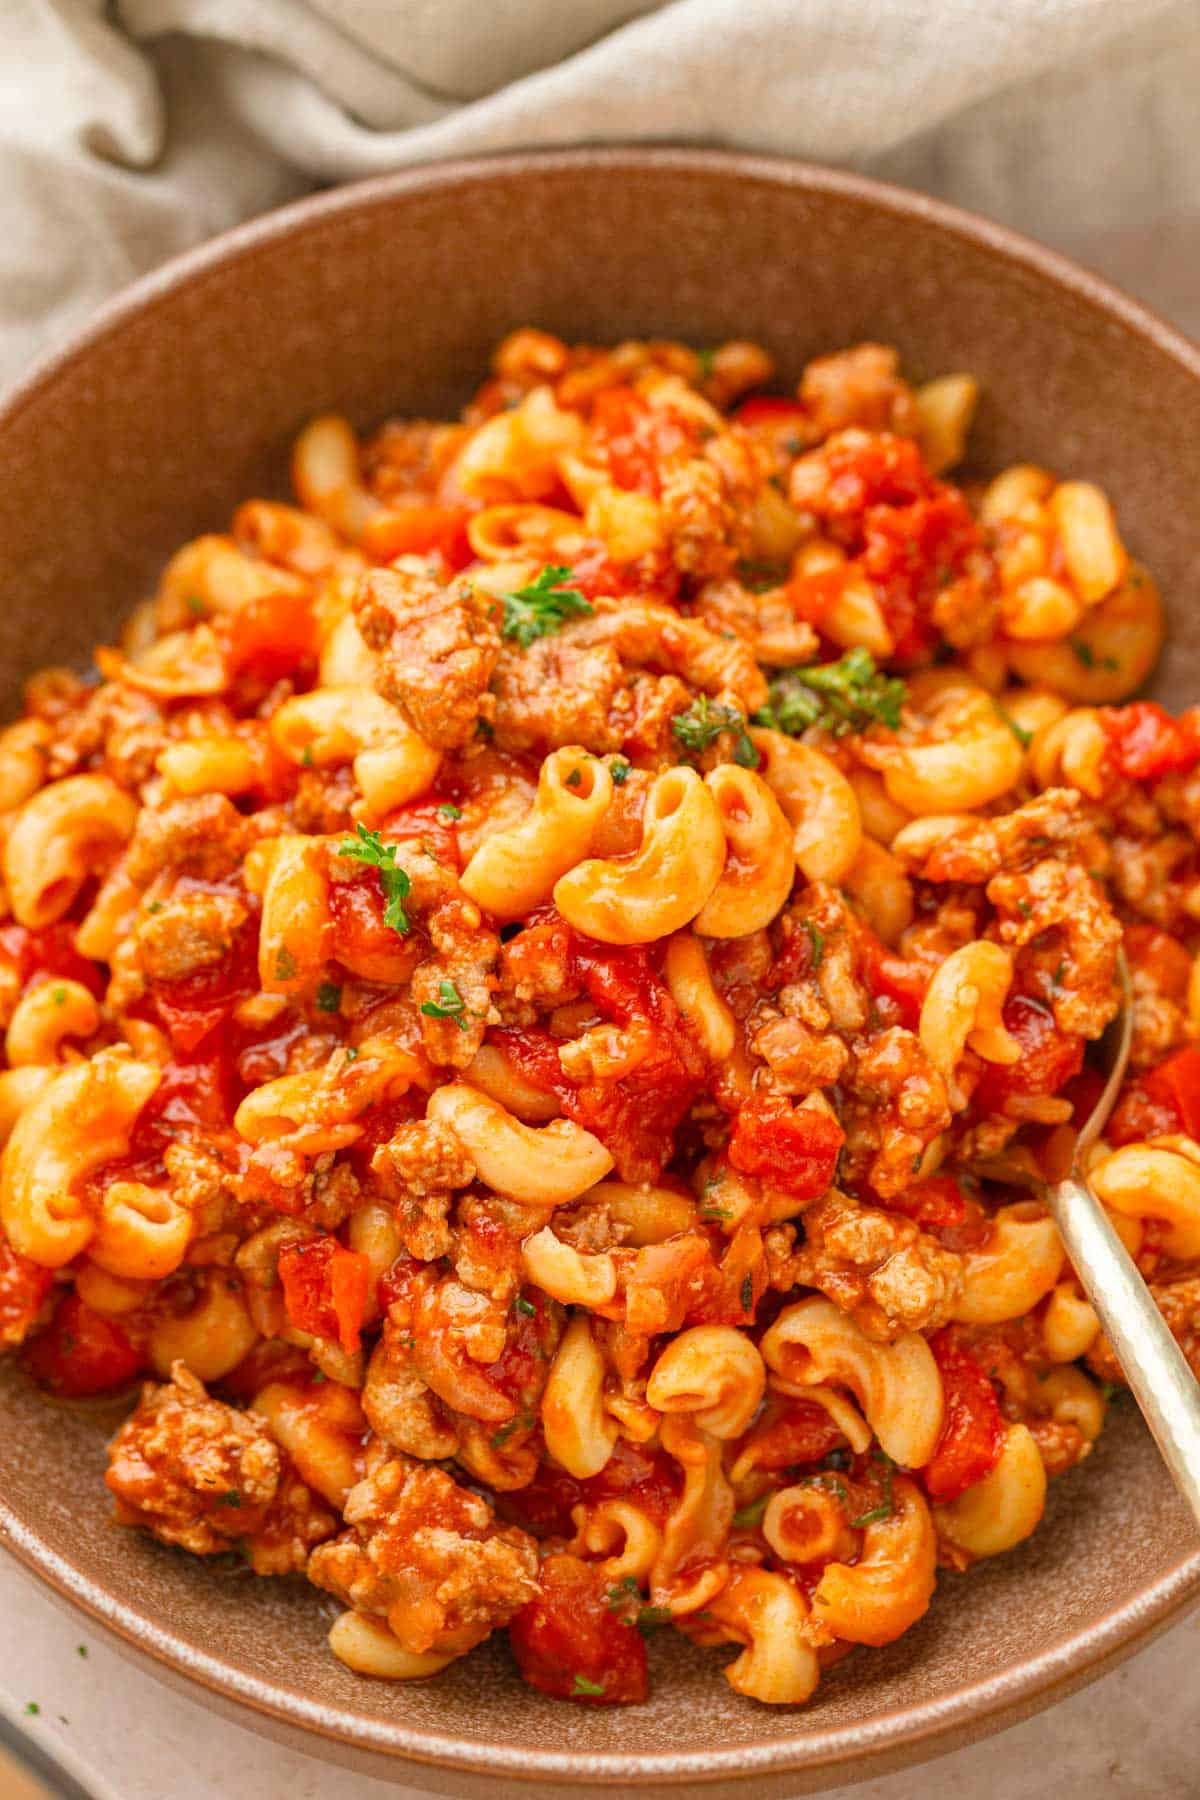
xmin=565 ymin=767 xmax=582 ymax=787
xmin=437 ymin=802 xmax=463 ymax=820
xmin=420 ymin=978 xmax=469 ymax=1030
xmin=51 ymin=986 xmax=66 ymax=1006
xmin=802 ymin=919 xmax=825 ymax=969
xmin=301 ymin=744 xmax=314 ymax=767
xmin=671 ymin=696 xmax=759 ymax=768
xmin=993 ymin=700 xmax=1032 ymax=749
xmin=604 ymin=1577 xmax=672 ymax=1636
xmin=25 ymin=1702 xmax=39 ymax=1716
xmin=344 ymin=1046 xmax=360 ymax=1062
xmin=77 ymin=1645 xmax=88 ymax=1659
xmin=572 ymin=1674 xmax=605 ymax=1697
xmin=732 ymin=1492 xmax=771 ymax=1529
xmin=695 ymin=347 xmax=716 ymax=378
xmin=185 ymin=594 xmax=206 ymax=616
xmin=514 ymin=1295 xmax=537 ymax=1318
xmin=337 ymin=823 xmax=412 ymax=934
xmin=740 ymin=1273 xmax=754 ymax=1314
xmin=850 ymin=1451 xmax=895 ymax=1528
xmin=315 ymin=981 xmax=342 ymax=1013
xmin=1070 ymin=638 xmax=1119 ymax=672
xmin=500 ymin=565 xmax=593 ymax=648
xmin=218 ymin=1491 xmax=243 ymax=1508
xmin=609 ymin=757 xmax=631 ymax=785
xmin=491 ymin=1408 xmax=533 ymax=1448
xmin=274 ymin=946 xmax=297 ymax=981
xmin=755 ymin=648 xmax=906 ymax=738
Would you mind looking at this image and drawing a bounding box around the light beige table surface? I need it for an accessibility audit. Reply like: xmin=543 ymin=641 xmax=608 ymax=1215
xmin=1 ymin=1554 xmax=1197 ymax=1800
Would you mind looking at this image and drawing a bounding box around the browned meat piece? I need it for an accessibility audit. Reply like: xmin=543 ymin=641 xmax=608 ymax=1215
xmin=307 ymin=1451 xmax=538 ymax=1657
xmin=765 ymin=1189 xmax=962 ymax=1340
xmin=693 ymin=577 xmax=819 ymax=670
xmin=106 ymin=1364 xmax=335 ymax=1574
xmin=135 ymin=890 xmax=249 ymax=983
xmin=491 ymin=635 xmax=624 ymax=756
xmin=370 ymin=1117 xmax=476 ymax=1261
xmin=799 ymin=343 xmax=918 ymax=439
xmin=841 ymin=1026 xmax=953 ymax=1198
xmin=909 ymin=790 xmax=1085 ymax=885
xmin=1089 ymin=1276 xmax=1200 ymax=1384
xmin=125 ymin=794 xmax=249 ymax=884
xmin=354 ymin=563 xmax=500 ymax=749
xmin=573 ymin=602 xmax=768 ymax=715
xmin=988 ymin=859 xmax=1121 ymax=1039
xmin=45 ymin=682 xmax=165 ymax=786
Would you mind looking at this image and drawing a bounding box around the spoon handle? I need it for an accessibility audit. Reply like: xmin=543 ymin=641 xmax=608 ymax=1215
xmin=1051 ymin=1175 xmax=1200 ymax=1531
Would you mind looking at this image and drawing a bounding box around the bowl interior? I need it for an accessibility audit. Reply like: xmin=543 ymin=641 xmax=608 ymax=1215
xmin=1 ymin=151 xmax=1199 ymax=1787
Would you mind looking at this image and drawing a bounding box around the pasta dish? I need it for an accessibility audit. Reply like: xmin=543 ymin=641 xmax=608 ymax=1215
xmin=0 ymin=330 xmax=1195 ymax=1707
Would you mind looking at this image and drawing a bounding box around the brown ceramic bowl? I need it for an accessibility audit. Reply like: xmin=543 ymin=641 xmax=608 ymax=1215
xmin=1 ymin=149 xmax=1199 ymax=1795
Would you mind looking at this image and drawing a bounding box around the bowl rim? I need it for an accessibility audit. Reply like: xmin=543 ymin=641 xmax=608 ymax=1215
xmin=2 ymin=144 xmax=1200 ymax=1785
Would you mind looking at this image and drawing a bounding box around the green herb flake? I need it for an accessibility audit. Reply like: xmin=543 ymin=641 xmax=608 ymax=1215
xmin=609 ymin=757 xmax=631 ymax=786
xmin=77 ymin=1645 xmax=88 ymax=1659
xmin=344 ymin=1046 xmax=360 ymax=1062
xmin=755 ymin=648 xmax=907 ymax=739
xmin=218 ymin=1490 xmax=243 ymax=1508
xmin=1070 ymin=638 xmax=1119 ymax=673
xmin=24 ymin=1702 xmax=39 ymax=1716
xmin=699 ymin=1203 xmax=732 ymax=1222
xmin=671 ymin=695 xmax=759 ymax=769
xmin=301 ymin=744 xmax=315 ymax=767
xmin=732 ymin=1492 xmax=771 ymax=1529
xmin=606 ymin=1575 xmax=639 ymax=1611
xmin=491 ymin=1408 xmax=533 ymax=1449
xmin=437 ymin=802 xmax=463 ymax=820
xmin=500 ymin=565 xmax=593 ymax=649
xmin=420 ymin=977 xmax=469 ymax=1030
xmin=802 ymin=918 xmax=825 ymax=969
xmin=337 ymin=823 xmax=413 ymax=934
xmin=636 ymin=1604 xmax=674 ymax=1637
xmin=740 ymin=1273 xmax=754 ymax=1314
xmin=695 ymin=347 xmax=716 ymax=378
xmin=514 ymin=1295 xmax=536 ymax=1318
xmin=572 ymin=1674 xmax=605 ymax=1698
xmin=851 ymin=1450 xmax=895 ymax=1529
xmin=274 ymin=946 xmax=298 ymax=981
xmin=565 ymin=767 xmax=582 ymax=788
xmin=186 ymin=594 xmax=206 ymax=617
xmin=146 ymin=900 xmax=164 ymax=914
xmin=51 ymin=986 xmax=66 ymax=1006
xmin=993 ymin=700 xmax=1032 ymax=750
xmin=1017 ymin=899 xmax=1033 ymax=918
xmin=316 ymin=981 xmax=342 ymax=1013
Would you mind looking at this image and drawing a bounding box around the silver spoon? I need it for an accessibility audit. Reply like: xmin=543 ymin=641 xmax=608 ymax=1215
xmin=1049 ymin=951 xmax=1200 ymax=1529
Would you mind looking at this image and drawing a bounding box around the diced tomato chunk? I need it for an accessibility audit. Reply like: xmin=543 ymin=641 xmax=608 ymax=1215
xmin=785 ymin=562 xmax=848 ymax=627
xmin=221 ymin=591 xmax=319 ymax=682
xmin=277 ymin=1237 xmax=371 ymax=1354
xmin=360 ymin=502 xmax=474 ymax=570
xmin=0 ymin=1235 xmax=54 ymax=1347
xmin=508 ymin=1553 xmax=648 ymax=1704
xmin=728 ymin=1092 xmax=844 ymax=1198
xmin=880 ymin=1176 xmax=967 ymax=1230
xmin=495 ymin=930 xmax=706 ymax=1182
xmin=972 ymin=995 xmax=1083 ymax=1113
xmin=1110 ymin=1045 xmax=1200 ymax=1146
xmin=734 ymin=1398 xmax=845 ymax=1473
xmin=376 ymin=799 xmax=461 ymax=870
xmin=149 ymin=910 xmax=260 ymax=1052
xmin=856 ymin=924 xmax=928 ymax=1029
xmin=1101 ymin=702 xmax=1200 ymax=782
xmin=733 ymin=396 xmax=811 ymax=430
xmin=922 ymin=1330 xmax=1005 ymax=1501
xmin=0 ymin=923 xmax=104 ymax=997
xmin=591 ymin=388 xmax=695 ymax=497
xmin=23 ymin=1293 xmax=143 ymax=1397
xmin=499 ymin=1438 xmax=680 ymax=1540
